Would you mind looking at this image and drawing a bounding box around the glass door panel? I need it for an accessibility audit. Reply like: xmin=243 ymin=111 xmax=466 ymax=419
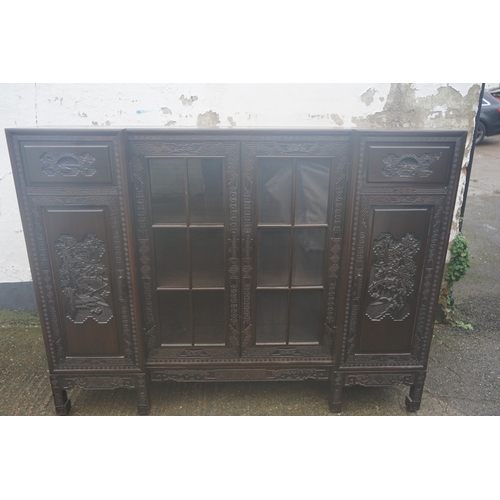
xmin=147 ymin=155 xmax=232 ymax=350
xmin=254 ymin=156 xmax=332 ymax=346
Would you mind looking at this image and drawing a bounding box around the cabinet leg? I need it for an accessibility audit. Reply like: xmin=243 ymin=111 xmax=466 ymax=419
xmin=405 ymin=372 xmax=426 ymax=412
xmin=329 ymin=372 xmax=343 ymax=413
xmin=50 ymin=376 xmax=72 ymax=416
xmin=136 ymin=374 xmax=150 ymax=415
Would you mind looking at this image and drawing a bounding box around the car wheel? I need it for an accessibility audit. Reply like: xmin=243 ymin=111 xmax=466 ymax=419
xmin=476 ymin=121 xmax=486 ymax=145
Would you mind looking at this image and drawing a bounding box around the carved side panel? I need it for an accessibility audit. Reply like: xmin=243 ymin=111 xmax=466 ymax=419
xmin=43 ymin=207 xmax=122 ymax=357
xmin=339 ymin=131 xmax=466 ymax=369
xmin=7 ymin=130 xmax=141 ymax=371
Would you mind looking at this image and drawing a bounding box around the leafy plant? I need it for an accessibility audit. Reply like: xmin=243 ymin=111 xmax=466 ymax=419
xmin=445 ymin=232 xmax=471 ymax=284
xmin=439 ymin=232 xmax=473 ymax=329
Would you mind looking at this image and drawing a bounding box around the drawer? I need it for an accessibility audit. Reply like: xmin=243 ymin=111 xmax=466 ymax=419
xmin=357 ymin=131 xmax=467 ymax=187
xmin=20 ymin=141 xmax=114 ymax=185
xmin=365 ymin=143 xmax=453 ymax=185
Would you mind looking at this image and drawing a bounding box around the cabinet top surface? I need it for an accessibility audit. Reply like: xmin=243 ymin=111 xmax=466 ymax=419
xmin=5 ymin=128 xmax=468 ymax=138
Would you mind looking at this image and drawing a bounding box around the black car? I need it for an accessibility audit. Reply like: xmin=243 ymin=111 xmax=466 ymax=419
xmin=476 ymin=90 xmax=500 ymax=144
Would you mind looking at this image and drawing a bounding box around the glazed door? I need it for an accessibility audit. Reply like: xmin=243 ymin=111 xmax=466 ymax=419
xmin=129 ymin=136 xmax=240 ymax=362
xmin=241 ymin=135 xmax=351 ymax=361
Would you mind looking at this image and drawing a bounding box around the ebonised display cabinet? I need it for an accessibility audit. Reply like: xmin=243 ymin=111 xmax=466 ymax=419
xmin=5 ymin=128 xmax=466 ymax=415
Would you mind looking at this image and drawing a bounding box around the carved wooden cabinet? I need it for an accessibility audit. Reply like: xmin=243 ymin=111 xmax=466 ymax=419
xmin=6 ymin=128 xmax=466 ymax=415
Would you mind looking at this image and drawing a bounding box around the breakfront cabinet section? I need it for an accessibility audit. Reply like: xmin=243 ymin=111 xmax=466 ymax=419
xmin=128 ymin=132 xmax=350 ymax=370
xmin=331 ymin=130 xmax=466 ymax=412
xmin=7 ymin=128 xmax=467 ymax=415
xmin=6 ymin=130 xmax=147 ymax=415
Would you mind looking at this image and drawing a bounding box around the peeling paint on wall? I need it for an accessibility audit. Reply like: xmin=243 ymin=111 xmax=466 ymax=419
xmin=0 ymin=83 xmax=481 ymax=282
xmin=353 ymin=83 xmax=481 ymax=131
xmin=197 ymin=110 xmax=220 ymax=127
xmin=330 ymin=113 xmax=344 ymax=126
xmin=361 ymin=88 xmax=377 ymax=106
xmin=180 ymin=95 xmax=198 ymax=106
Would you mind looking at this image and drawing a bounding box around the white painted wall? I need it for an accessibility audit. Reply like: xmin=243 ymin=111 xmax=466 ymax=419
xmin=0 ymin=83 xmax=481 ymax=283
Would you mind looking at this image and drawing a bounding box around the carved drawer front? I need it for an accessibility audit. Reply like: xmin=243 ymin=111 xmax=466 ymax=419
xmin=363 ymin=137 xmax=457 ymax=186
xmin=20 ymin=141 xmax=113 ymax=185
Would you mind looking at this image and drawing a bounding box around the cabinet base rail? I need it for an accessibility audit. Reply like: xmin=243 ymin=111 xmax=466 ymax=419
xmin=49 ymin=368 xmax=426 ymax=415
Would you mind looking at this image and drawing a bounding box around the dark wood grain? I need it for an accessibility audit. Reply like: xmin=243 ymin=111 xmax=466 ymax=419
xmin=6 ymin=128 xmax=466 ymax=415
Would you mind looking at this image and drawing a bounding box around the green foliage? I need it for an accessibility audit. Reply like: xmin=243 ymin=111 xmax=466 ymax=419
xmin=439 ymin=232 xmax=473 ymax=330
xmin=445 ymin=232 xmax=471 ymax=284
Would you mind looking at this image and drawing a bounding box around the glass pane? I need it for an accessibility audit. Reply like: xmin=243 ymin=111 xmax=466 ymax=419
xmin=158 ymin=291 xmax=191 ymax=345
xmin=295 ymin=159 xmax=331 ymax=224
xmin=292 ymin=228 xmax=327 ymax=286
xmin=258 ymin=158 xmax=293 ymax=224
xmin=188 ymin=158 xmax=224 ymax=224
xmin=191 ymin=228 xmax=225 ymax=287
xmin=256 ymin=290 xmax=287 ymax=344
xmin=149 ymin=158 xmax=186 ymax=224
xmin=289 ymin=290 xmax=322 ymax=343
xmin=154 ymin=228 xmax=188 ymax=287
xmin=193 ymin=290 xmax=225 ymax=344
xmin=257 ymin=228 xmax=291 ymax=286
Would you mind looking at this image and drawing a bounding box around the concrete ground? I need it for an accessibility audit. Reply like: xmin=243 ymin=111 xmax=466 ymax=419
xmin=0 ymin=136 xmax=499 ymax=416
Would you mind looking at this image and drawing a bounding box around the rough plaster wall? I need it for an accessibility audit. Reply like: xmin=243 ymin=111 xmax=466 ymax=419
xmin=0 ymin=83 xmax=481 ymax=282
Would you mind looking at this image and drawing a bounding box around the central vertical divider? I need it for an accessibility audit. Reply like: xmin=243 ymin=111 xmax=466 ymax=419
xmin=285 ymin=158 xmax=297 ymax=345
xmin=184 ymin=158 xmax=194 ymax=346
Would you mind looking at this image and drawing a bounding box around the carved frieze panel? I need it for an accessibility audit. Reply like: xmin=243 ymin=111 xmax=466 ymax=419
xmin=40 ymin=152 xmax=97 ymax=177
xmin=149 ymin=367 xmax=329 ymax=382
xmin=381 ymin=152 xmax=441 ymax=178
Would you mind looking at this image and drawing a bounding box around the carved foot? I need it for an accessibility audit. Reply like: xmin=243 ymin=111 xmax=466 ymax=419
xmin=405 ymin=373 xmax=426 ymax=412
xmin=50 ymin=377 xmax=72 ymax=416
xmin=329 ymin=372 xmax=343 ymax=413
xmin=405 ymin=395 xmax=421 ymax=412
xmin=136 ymin=374 xmax=150 ymax=416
